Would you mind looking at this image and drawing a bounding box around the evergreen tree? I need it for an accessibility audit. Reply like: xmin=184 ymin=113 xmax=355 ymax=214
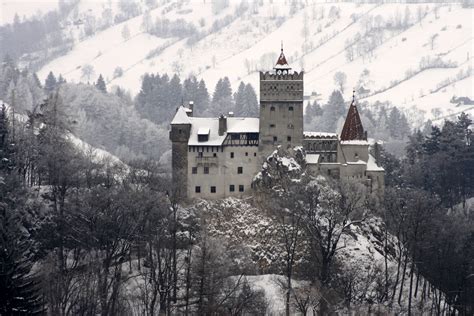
xmin=32 ymin=73 xmax=42 ymax=89
xmin=95 ymin=74 xmax=107 ymax=93
xmin=57 ymin=74 xmax=66 ymax=85
xmin=305 ymin=100 xmax=323 ymax=123
xmin=211 ymin=77 xmax=233 ymax=116
xmin=320 ymin=90 xmax=345 ymax=132
xmin=183 ymin=76 xmax=198 ymax=104
xmin=0 ymin=104 xmax=14 ymax=172
xmin=44 ymin=71 xmax=57 ymax=93
xmin=196 ymin=79 xmax=210 ymax=115
xmin=233 ymin=82 xmax=246 ymax=116
xmin=168 ymin=74 xmax=183 ymax=113
xmin=243 ymin=83 xmax=258 ymax=117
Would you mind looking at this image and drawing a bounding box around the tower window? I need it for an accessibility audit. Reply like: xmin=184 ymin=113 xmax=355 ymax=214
xmin=245 ymin=152 xmax=248 ymax=156
xmin=195 ymin=186 xmax=201 ymax=193
xmin=210 ymin=186 xmax=216 ymax=193
xmin=289 ymin=106 xmax=294 ymax=111
xmin=270 ymin=124 xmax=275 ymax=128
xmin=192 ymin=167 xmax=197 ymax=174
xmin=273 ymin=136 xmax=278 ymax=142
xmin=238 ymin=167 xmax=243 ymax=174
xmin=239 ymin=185 xmax=244 ymax=192
xmin=254 ymin=152 xmax=257 ymax=157
xmin=270 ymin=106 xmax=275 ymax=112
xmin=287 ymin=136 xmax=292 ymax=142
xmin=204 ymin=166 xmax=209 ymax=174
xmin=230 ymin=152 xmax=234 ymax=158
xmin=229 ymin=185 xmax=235 ymax=192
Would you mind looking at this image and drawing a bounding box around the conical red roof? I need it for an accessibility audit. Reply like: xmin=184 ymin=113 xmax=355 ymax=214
xmin=340 ymin=95 xmax=365 ymax=141
xmin=276 ymin=50 xmax=289 ymax=66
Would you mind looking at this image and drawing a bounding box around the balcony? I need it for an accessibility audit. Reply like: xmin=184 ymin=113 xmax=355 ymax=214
xmin=195 ymin=156 xmax=218 ymax=165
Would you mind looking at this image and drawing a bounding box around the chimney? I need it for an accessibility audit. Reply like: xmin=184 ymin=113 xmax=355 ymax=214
xmin=218 ymin=114 xmax=227 ymax=136
xmin=188 ymin=101 xmax=194 ymax=117
xmin=228 ymin=111 xmax=234 ymax=117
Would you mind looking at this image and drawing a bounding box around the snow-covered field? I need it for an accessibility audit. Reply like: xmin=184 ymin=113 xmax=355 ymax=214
xmin=6 ymin=0 xmax=471 ymax=124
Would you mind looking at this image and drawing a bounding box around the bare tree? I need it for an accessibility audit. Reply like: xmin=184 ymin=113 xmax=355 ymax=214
xmin=333 ymin=71 xmax=347 ymax=94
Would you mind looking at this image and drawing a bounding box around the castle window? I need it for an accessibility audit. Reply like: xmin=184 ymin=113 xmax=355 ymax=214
xmin=239 ymin=185 xmax=244 ymax=192
xmin=287 ymin=136 xmax=292 ymax=142
xmin=273 ymin=136 xmax=278 ymax=142
xmin=195 ymin=186 xmax=201 ymax=193
xmin=289 ymin=106 xmax=294 ymax=111
xmin=192 ymin=167 xmax=197 ymax=174
xmin=204 ymin=166 xmax=209 ymax=174
xmin=213 ymin=153 xmax=217 ymax=157
xmin=229 ymin=185 xmax=235 ymax=192
xmin=288 ymin=123 xmax=294 ymax=129
xmin=210 ymin=186 xmax=216 ymax=193
xmin=270 ymin=106 xmax=275 ymax=112
xmin=238 ymin=167 xmax=243 ymax=174
xmin=355 ymin=153 xmax=359 ymax=160
xmin=270 ymin=124 xmax=275 ymax=128
xmin=230 ymin=152 xmax=234 ymax=158
xmin=254 ymin=152 xmax=257 ymax=157
xmin=178 ymin=129 xmax=182 ymax=134
xmin=245 ymin=152 xmax=248 ymax=156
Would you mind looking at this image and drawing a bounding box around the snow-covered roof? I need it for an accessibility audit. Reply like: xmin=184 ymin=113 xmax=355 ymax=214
xmin=227 ymin=117 xmax=259 ymax=133
xmin=366 ymin=154 xmax=384 ymax=172
xmin=171 ymin=106 xmax=191 ymax=125
xmin=188 ymin=117 xmax=259 ymax=146
xmin=340 ymin=140 xmax=369 ymax=145
xmin=304 ymin=131 xmax=338 ymax=139
xmin=197 ymin=127 xmax=210 ymax=135
xmin=306 ymin=154 xmax=320 ymax=164
xmin=347 ymin=160 xmax=367 ymax=165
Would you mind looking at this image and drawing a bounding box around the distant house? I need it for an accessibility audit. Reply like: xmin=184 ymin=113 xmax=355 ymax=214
xmin=450 ymin=96 xmax=474 ymax=106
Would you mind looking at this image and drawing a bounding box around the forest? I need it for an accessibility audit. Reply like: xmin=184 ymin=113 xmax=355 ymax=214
xmin=0 ymin=53 xmax=473 ymax=314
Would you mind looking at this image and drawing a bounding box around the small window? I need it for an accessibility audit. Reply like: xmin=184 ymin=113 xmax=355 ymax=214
xmin=195 ymin=186 xmax=201 ymax=193
xmin=178 ymin=129 xmax=182 ymax=134
xmin=239 ymin=185 xmax=244 ymax=192
xmin=210 ymin=186 xmax=216 ymax=193
xmin=204 ymin=167 xmax=209 ymax=174
xmin=289 ymin=106 xmax=294 ymax=111
xmin=270 ymin=124 xmax=275 ymax=128
xmin=273 ymin=136 xmax=278 ymax=142
xmin=287 ymin=136 xmax=292 ymax=142
xmin=245 ymin=152 xmax=248 ymax=156
xmin=270 ymin=106 xmax=275 ymax=111
xmin=254 ymin=152 xmax=257 ymax=157
xmin=229 ymin=185 xmax=235 ymax=192
xmin=238 ymin=167 xmax=243 ymax=174
xmin=192 ymin=167 xmax=197 ymax=174
xmin=230 ymin=152 xmax=234 ymax=158
xmin=213 ymin=153 xmax=217 ymax=157
xmin=354 ymin=153 xmax=359 ymax=160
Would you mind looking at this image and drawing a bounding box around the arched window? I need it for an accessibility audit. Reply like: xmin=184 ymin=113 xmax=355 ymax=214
xmin=270 ymin=106 xmax=275 ymax=112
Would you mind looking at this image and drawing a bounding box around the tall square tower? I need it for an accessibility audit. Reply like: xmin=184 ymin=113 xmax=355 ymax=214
xmin=258 ymin=47 xmax=304 ymax=157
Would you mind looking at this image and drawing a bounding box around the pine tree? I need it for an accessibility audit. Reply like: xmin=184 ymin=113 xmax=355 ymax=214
xmin=233 ymin=82 xmax=246 ymax=116
xmin=95 ymin=74 xmax=107 ymax=93
xmin=321 ymin=90 xmax=345 ymax=132
xmin=243 ymin=83 xmax=258 ymax=117
xmin=196 ymin=79 xmax=210 ymax=115
xmin=44 ymin=71 xmax=57 ymax=93
xmin=211 ymin=77 xmax=233 ymax=116
xmin=183 ymin=76 xmax=198 ymax=104
xmin=57 ymin=74 xmax=66 ymax=85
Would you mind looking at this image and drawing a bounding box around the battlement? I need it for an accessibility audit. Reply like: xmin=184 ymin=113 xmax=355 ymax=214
xmin=259 ymin=71 xmax=304 ymax=81
xmin=260 ymin=71 xmax=304 ymax=102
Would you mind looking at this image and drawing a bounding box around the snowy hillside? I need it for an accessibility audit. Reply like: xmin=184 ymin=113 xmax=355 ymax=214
xmin=32 ymin=1 xmax=473 ymax=124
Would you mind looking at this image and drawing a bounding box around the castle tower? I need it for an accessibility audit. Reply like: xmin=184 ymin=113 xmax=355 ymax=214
xmin=340 ymin=90 xmax=366 ymax=141
xmin=169 ymin=105 xmax=192 ymax=198
xmin=258 ymin=45 xmax=304 ymax=157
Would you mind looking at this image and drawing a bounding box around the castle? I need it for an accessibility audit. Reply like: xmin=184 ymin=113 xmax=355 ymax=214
xmin=170 ymin=48 xmax=384 ymax=199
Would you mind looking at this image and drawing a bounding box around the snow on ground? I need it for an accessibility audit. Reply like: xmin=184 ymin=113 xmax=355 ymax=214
xmin=0 ymin=0 xmax=58 ymax=25
xmin=35 ymin=2 xmax=473 ymax=124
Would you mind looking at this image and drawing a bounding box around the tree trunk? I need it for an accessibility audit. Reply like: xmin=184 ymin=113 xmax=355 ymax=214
xmin=398 ymin=251 xmax=409 ymax=306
